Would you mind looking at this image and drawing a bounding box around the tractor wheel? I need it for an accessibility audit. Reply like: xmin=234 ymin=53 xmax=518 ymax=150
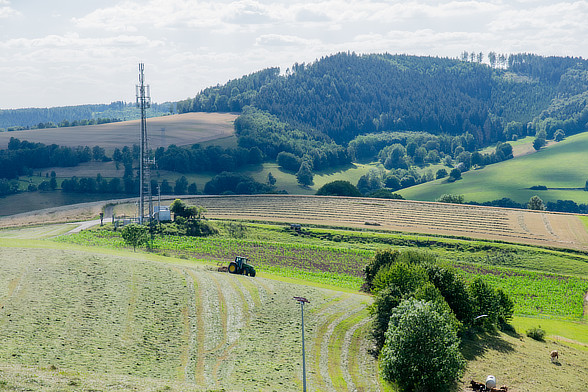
xmin=228 ymin=262 xmax=238 ymax=274
xmin=250 ymin=268 xmax=256 ymax=277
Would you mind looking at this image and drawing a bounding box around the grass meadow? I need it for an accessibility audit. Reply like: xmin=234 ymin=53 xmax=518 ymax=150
xmin=400 ymin=131 xmax=588 ymax=204
xmin=1 ymin=211 xmax=587 ymax=390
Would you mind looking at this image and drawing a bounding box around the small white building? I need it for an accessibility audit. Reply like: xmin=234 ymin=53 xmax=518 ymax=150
xmin=154 ymin=206 xmax=171 ymax=222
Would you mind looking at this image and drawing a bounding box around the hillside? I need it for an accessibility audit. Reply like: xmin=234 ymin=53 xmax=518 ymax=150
xmin=0 ymin=112 xmax=237 ymax=150
xmin=0 ymin=244 xmax=379 ymax=391
xmin=181 ymin=53 xmax=588 ymax=145
xmin=1 ymin=204 xmax=587 ymax=391
xmin=1 ymin=53 xmax=587 ymax=208
xmin=399 ymin=131 xmax=588 ymax=204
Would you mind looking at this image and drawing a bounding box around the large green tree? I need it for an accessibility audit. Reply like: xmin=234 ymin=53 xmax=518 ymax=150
xmin=527 ymin=195 xmax=546 ymax=210
xmin=121 ymin=224 xmax=149 ymax=251
xmin=381 ymin=299 xmax=465 ymax=392
xmin=296 ymin=162 xmax=314 ymax=187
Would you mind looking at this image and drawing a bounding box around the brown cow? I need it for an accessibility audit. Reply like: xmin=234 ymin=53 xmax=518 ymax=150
xmin=551 ymin=350 xmax=559 ymax=362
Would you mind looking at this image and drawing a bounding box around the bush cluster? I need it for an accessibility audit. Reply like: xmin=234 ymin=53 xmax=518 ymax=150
xmin=364 ymin=249 xmax=514 ymax=391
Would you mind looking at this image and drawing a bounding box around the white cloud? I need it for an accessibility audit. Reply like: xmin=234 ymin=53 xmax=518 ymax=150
xmin=0 ymin=0 xmax=19 ymax=18
xmin=2 ymin=0 xmax=588 ymax=108
xmin=255 ymin=34 xmax=321 ymax=47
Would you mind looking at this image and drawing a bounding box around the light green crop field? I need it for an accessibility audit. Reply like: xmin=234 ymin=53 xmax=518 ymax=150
xmin=400 ymin=131 xmax=588 ymax=204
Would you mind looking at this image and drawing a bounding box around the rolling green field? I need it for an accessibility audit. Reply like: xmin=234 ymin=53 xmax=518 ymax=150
xmin=400 ymin=132 xmax=588 ymax=204
xmin=1 ymin=204 xmax=588 ymax=391
xmin=53 ymin=223 xmax=588 ymax=322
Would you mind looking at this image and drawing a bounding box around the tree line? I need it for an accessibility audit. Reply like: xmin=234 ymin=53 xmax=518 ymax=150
xmin=0 ymin=101 xmax=173 ymax=131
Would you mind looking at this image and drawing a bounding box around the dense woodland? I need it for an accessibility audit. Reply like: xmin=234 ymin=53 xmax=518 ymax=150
xmin=176 ymin=53 xmax=588 ymax=182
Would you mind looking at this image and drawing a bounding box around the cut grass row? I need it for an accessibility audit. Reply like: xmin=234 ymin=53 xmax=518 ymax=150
xmin=0 ymin=246 xmax=379 ymax=391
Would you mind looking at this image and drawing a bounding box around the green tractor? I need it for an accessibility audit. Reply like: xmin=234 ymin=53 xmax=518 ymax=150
xmin=228 ymin=256 xmax=256 ymax=277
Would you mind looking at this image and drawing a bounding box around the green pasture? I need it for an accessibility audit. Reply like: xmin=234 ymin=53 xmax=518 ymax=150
xmin=512 ymin=316 xmax=588 ymax=351
xmin=54 ymin=222 xmax=588 ymax=325
xmin=247 ymin=162 xmax=378 ymax=195
xmin=400 ymin=131 xmax=588 ymax=204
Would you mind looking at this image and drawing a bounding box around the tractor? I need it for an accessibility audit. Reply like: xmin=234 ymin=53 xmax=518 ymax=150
xmin=227 ymin=256 xmax=256 ymax=277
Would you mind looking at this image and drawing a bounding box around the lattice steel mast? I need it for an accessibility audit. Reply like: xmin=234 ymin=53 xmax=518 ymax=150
xmin=136 ymin=63 xmax=153 ymax=224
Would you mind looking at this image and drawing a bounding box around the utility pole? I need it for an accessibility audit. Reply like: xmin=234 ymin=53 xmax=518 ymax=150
xmin=293 ymin=296 xmax=310 ymax=392
xmin=136 ymin=63 xmax=153 ymax=224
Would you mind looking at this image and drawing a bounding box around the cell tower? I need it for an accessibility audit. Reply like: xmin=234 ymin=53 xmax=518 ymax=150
xmin=136 ymin=63 xmax=154 ymax=224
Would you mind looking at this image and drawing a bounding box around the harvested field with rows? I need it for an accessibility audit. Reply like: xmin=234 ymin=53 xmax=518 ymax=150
xmin=0 ymin=112 xmax=237 ymax=150
xmin=182 ymin=195 xmax=588 ymax=251
xmin=3 ymin=194 xmax=588 ymax=251
xmin=0 ymin=247 xmax=380 ymax=391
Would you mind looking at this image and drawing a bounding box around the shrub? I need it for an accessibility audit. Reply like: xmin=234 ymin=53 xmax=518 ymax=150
xmin=368 ymin=189 xmax=404 ymax=199
xmin=436 ymin=194 xmax=465 ymax=204
xmin=435 ymin=168 xmax=448 ymax=179
xmin=526 ymin=327 xmax=546 ymax=341
xmin=363 ymin=249 xmax=401 ymax=292
xmin=276 ymin=151 xmax=301 ymax=172
xmin=121 ymin=224 xmax=149 ymax=251
xmin=448 ymin=168 xmax=461 ymax=181
xmin=316 ymin=180 xmax=362 ymax=197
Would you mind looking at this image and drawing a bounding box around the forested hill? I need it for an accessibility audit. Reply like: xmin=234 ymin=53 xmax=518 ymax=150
xmin=0 ymin=101 xmax=172 ymax=130
xmin=178 ymin=53 xmax=588 ymax=146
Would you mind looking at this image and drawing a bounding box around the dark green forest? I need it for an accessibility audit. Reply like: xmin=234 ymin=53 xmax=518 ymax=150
xmin=173 ymin=53 xmax=588 ymax=189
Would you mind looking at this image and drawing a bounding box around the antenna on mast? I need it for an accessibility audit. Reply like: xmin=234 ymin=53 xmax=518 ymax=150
xmin=136 ymin=63 xmax=154 ymax=224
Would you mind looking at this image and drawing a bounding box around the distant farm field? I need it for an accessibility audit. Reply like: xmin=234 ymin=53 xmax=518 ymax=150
xmin=400 ymin=131 xmax=588 ymax=204
xmin=0 ymin=112 xmax=238 ymax=149
xmin=178 ymin=195 xmax=588 ymax=251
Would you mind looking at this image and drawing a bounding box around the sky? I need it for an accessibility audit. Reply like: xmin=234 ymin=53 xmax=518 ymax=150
xmin=1 ymin=0 xmax=587 ymax=109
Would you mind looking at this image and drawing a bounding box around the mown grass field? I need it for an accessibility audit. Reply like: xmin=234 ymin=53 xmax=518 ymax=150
xmin=1 ymin=200 xmax=588 ymax=391
xmin=53 ymin=223 xmax=588 ymax=323
xmin=400 ymin=131 xmax=588 ymax=204
xmin=0 ymin=243 xmax=381 ymax=391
